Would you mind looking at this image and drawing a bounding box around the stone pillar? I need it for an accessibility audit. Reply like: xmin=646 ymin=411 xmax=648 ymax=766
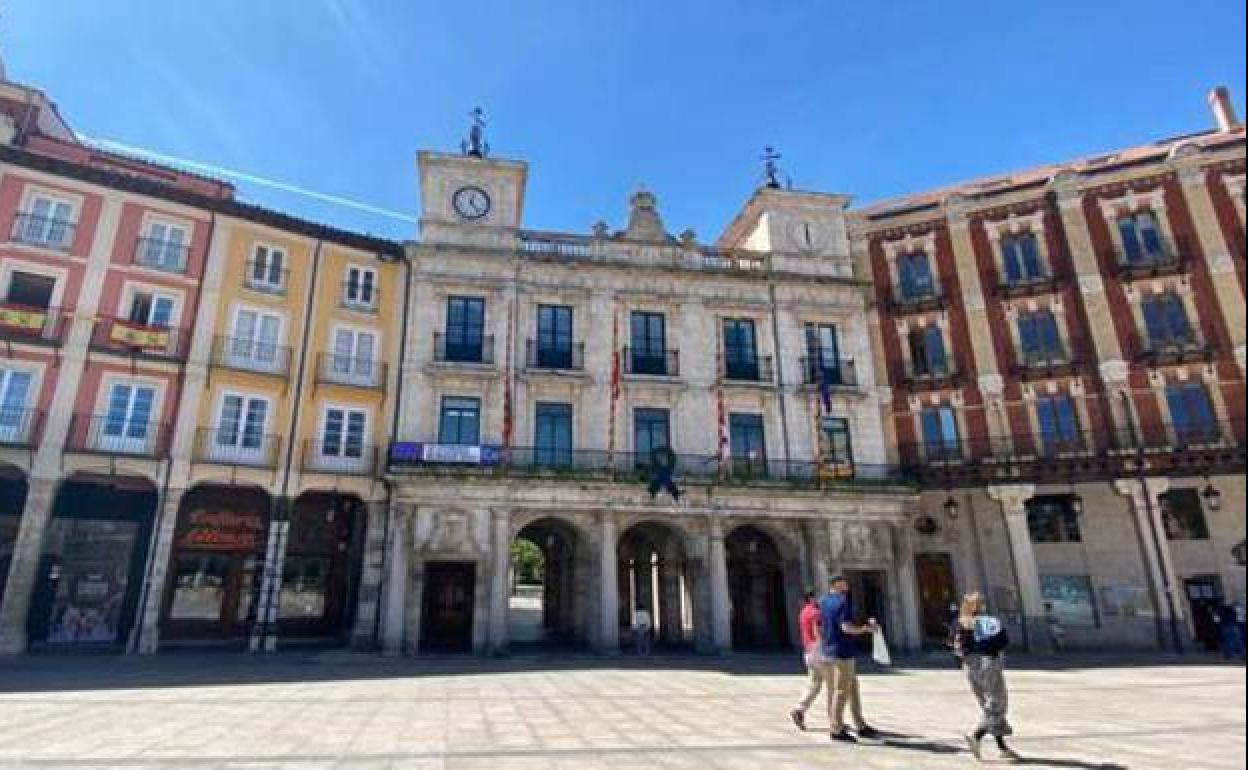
xmin=135 ymin=487 xmax=186 ymax=653
xmin=803 ymin=520 xmax=829 ymax=593
xmin=893 ymin=522 xmax=923 ymax=653
xmin=0 ymin=477 xmax=57 ymax=655
xmin=381 ymin=512 xmax=409 ymax=656
xmin=249 ymin=497 xmax=291 ymax=653
xmin=658 ymin=562 xmax=682 ymax=646
xmin=1114 ymin=478 xmax=1182 ymax=628
xmin=598 ymin=511 xmax=619 ymax=654
xmin=1174 ymin=159 xmax=1245 ymax=358
xmin=945 ymin=196 xmax=999 ymax=379
xmin=349 ymin=501 xmax=390 ymax=649
xmin=488 ymin=508 xmax=511 ymax=654
xmin=708 ymin=517 xmax=731 ymax=653
xmin=987 ymin=483 xmax=1049 ymax=652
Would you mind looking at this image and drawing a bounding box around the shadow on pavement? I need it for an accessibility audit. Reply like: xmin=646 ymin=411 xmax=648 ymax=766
xmin=1006 ymin=757 xmax=1127 ymax=769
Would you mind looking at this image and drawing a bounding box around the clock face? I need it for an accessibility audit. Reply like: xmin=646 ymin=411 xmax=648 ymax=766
xmin=453 ymin=185 xmax=491 ymax=220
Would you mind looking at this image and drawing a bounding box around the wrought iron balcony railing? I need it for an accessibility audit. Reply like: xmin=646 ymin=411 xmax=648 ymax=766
xmin=315 ymin=352 xmax=386 ymax=388
xmin=194 ymin=427 xmax=282 ymax=468
xmin=433 ymin=332 xmax=495 ymax=365
xmin=0 ymin=303 xmax=68 ymax=345
xmin=10 ymin=212 xmax=75 ymax=251
xmin=133 ymin=236 xmax=190 ymax=273
xmin=212 ymin=335 xmax=293 ymax=376
xmin=798 ymin=355 xmax=859 ymax=388
xmin=525 ymin=339 xmax=584 ymax=371
xmin=720 ymin=354 xmax=774 ymax=383
xmin=886 ymin=286 xmax=946 ymax=315
xmin=91 ymin=318 xmax=190 ymax=360
xmin=64 ymin=414 xmax=170 ymax=458
xmin=623 ymin=347 xmax=680 ymax=377
xmin=301 ymin=439 xmax=379 ymax=476
xmin=340 ymin=281 xmax=379 ymax=313
xmin=243 ymin=259 xmax=290 ymax=295
xmin=0 ymin=407 xmax=42 ymax=447
xmin=901 ymin=362 xmax=960 ymax=390
xmin=1136 ymin=334 xmax=1214 ymax=366
xmin=1108 ymin=236 xmax=1192 ymax=280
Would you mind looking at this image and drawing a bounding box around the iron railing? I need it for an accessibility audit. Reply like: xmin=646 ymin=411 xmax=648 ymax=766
xmin=243 ymin=259 xmax=289 ymax=295
xmin=0 ymin=408 xmax=42 ymax=447
xmin=519 ymin=235 xmax=592 ymax=258
xmin=623 ymin=347 xmax=680 ymax=377
xmin=1108 ymin=236 xmax=1192 ymax=280
xmin=9 ymin=212 xmax=75 ymax=251
xmin=886 ymin=286 xmax=946 ymax=315
xmin=798 ymin=355 xmax=858 ymax=387
xmin=901 ymin=362 xmax=960 ymax=390
xmin=1014 ymin=347 xmax=1080 ymax=379
xmin=301 ymin=439 xmax=378 ymax=476
xmin=340 ymin=281 xmax=379 ymax=313
xmin=133 ymin=236 xmax=190 ymax=273
xmin=1136 ymin=334 xmax=1214 ymax=366
xmin=433 ymin=332 xmax=495 ymax=365
xmin=0 ymin=303 xmax=68 ymax=345
xmin=315 ymin=352 xmax=386 ymax=388
xmin=525 ymin=339 xmax=584 ymax=371
xmin=64 ymin=414 xmax=170 ymax=458
xmin=994 ymin=268 xmax=1068 ymax=299
xmin=194 ymin=427 xmax=282 ymax=468
xmin=90 ymin=317 xmax=190 ymax=360
xmin=212 ymin=335 xmax=292 ymax=376
xmin=721 ymin=354 xmax=774 ymax=383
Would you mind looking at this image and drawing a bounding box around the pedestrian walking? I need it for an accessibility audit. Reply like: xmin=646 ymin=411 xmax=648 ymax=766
xmin=819 ymin=575 xmax=880 ymax=743
xmin=953 ymin=592 xmax=1020 ymax=763
xmin=789 ymin=590 xmax=826 ymax=731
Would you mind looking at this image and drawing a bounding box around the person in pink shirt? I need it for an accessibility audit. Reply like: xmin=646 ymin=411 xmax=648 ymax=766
xmin=790 ymin=590 xmax=825 ymax=730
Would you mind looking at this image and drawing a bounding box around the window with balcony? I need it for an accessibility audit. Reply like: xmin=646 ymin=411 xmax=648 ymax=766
xmin=629 ymin=311 xmax=670 ymax=375
xmin=438 ymin=396 xmax=480 ymax=445
xmin=319 ymin=407 xmax=367 ymax=465
xmin=1035 ymin=394 xmax=1081 ymax=454
xmin=128 ymin=291 xmax=176 ymax=329
xmin=1001 ymin=232 xmax=1045 ymax=284
xmin=1017 ymin=309 xmax=1065 ymax=365
xmin=1026 ymin=495 xmax=1082 ymax=543
xmin=247 ymin=244 xmax=286 ymax=292
xmin=0 ymin=368 xmax=33 ymax=444
xmin=329 ymin=328 xmax=377 ymax=384
xmin=634 ymin=407 xmax=670 ymax=460
xmin=898 ymin=252 xmax=935 ymax=301
xmin=534 ymin=402 xmax=573 ymax=467
xmin=1165 ymin=382 xmax=1219 ymax=444
xmin=1160 ymin=489 xmax=1210 ymax=540
xmin=4 ymin=271 xmax=55 ymax=310
xmin=820 ymin=416 xmax=854 ymax=465
xmin=804 ymin=323 xmax=844 ymax=385
xmin=444 ymin=297 xmax=485 ymax=363
xmin=228 ymin=309 xmax=283 ymax=371
xmin=920 ymin=406 xmax=960 ymax=460
xmin=722 ymin=318 xmax=759 ymax=380
xmin=100 ymin=382 xmax=156 ymax=453
xmin=214 ymin=394 xmax=269 ymax=462
xmin=729 ymin=413 xmax=766 ymax=475
xmin=15 ymin=195 xmax=74 ymax=250
xmin=908 ymin=325 xmax=948 ymax=377
xmin=1141 ymin=292 xmax=1194 ymax=351
xmin=343 ymin=266 xmax=377 ymax=310
xmin=138 ymin=221 xmax=188 ymax=272
xmin=1116 ymin=210 xmax=1165 ymax=264
xmin=535 ymin=304 xmax=573 ymax=369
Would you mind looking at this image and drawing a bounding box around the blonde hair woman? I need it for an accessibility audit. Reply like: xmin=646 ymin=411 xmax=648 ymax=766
xmin=952 ymin=592 xmax=1019 ymax=762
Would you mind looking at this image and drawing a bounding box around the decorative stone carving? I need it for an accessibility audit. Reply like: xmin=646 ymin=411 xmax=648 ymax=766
xmin=1209 ymin=252 xmax=1235 ymax=275
xmin=1078 ymin=273 xmax=1104 ymax=296
xmin=416 ymin=509 xmax=486 ymax=556
xmin=978 ymin=374 xmax=1005 ymax=398
xmin=1099 ymin=359 xmax=1130 ymax=385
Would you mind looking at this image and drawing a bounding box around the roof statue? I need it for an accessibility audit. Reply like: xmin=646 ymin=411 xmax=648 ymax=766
xmin=461 ymin=107 xmax=489 ymax=158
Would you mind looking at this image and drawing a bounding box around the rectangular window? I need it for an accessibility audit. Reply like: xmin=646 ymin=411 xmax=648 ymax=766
xmin=216 ymin=394 xmax=268 ymax=451
xmin=1165 ymin=382 xmax=1219 ymax=443
xmin=1001 ymin=232 xmax=1044 ymax=284
xmin=100 ymin=382 xmax=156 ymax=452
xmin=141 ymin=221 xmax=188 ymax=270
xmin=629 ymin=311 xmax=668 ymax=375
xmin=820 ymin=416 xmax=854 ymax=465
xmin=729 ymin=413 xmax=766 ymax=475
xmin=804 ymin=323 xmax=842 ymax=384
xmin=20 ymin=195 xmax=74 ymax=249
xmin=321 ymin=407 xmax=367 ymax=459
xmin=1117 ymin=211 xmax=1165 ymax=263
xmin=344 ymin=266 xmax=377 ymax=308
xmin=1017 ymin=310 xmax=1064 ymax=361
xmin=331 ymin=328 xmax=377 ymax=381
xmin=1026 ymin=495 xmax=1082 ymax=543
xmin=4 ymin=271 xmax=56 ymax=309
xmin=920 ymin=406 xmax=959 ymax=459
xmin=248 ymin=244 xmax=286 ymax=290
xmin=1041 ymin=575 xmax=1099 ymax=628
xmin=534 ymin=402 xmax=573 ymax=467
xmin=0 ymin=368 xmax=33 ymax=442
xmin=1161 ymin=489 xmax=1210 ymax=540
xmin=909 ymin=325 xmax=948 ymax=376
xmin=633 ymin=407 xmax=671 ymax=461
xmin=722 ymin=318 xmax=759 ymax=380
xmin=438 ymin=396 xmax=480 ymax=445
xmin=229 ymin=309 xmax=282 ymax=369
xmin=1141 ymin=292 xmax=1193 ymax=348
xmin=127 ymin=291 xmax=176 ymax=328
xmin=898 ymin=252 xmax=935 ymax=300
xmin=536 ymin=304 xmax=573 ymax=369
xmin=1035 ymin=394 xmax=1081 ymax=453
xmin=444 ymin=296 xmax=485 ymax=362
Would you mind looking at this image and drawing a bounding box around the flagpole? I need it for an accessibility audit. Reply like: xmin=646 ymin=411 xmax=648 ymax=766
xmin=715 ymin=320 xmax=728 ymax=482
xmin=607 ymin=307 xmax=620 ymax=473
xmin=502 ymin=292 xmax=515 ymax=452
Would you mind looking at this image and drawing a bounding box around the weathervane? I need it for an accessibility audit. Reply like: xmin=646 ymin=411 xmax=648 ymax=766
xmin=761 ymin=146 xmax=784 ymax=188
xmin=462 ymin=107 xmax=489 ymax=158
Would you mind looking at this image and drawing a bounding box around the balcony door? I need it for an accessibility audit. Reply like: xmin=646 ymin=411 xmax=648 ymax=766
xmin=630 ymin=311 xmax=667 ymax=374
xmin=0 ymin=369 xmax=33 ymax=444
xmin=534 ymin=403 xmax=573 ymax=467
xmin=536 ymin=305 xmax=573 ymax=369
xmin=214 ymin=394 xmax=269 ymax=463
xmin=722 ymin=319 xmax=758 ymax=380
xmin=128 ymin=291 xmax=176 ymax=328
xmin=230 ymin=309 xmax=282 ymax=370
xmin=445 ymin=297 xmax=485 ymax=362
xmin=1117 ymin=211 xmax=1164 ymax=264
xmin=100 ymin=383 xmax=156 ymax=454
xmin=332 ymin=328 xmax=376 ymax=383
xmin=804 ymin=323 xmax=842 ymax=384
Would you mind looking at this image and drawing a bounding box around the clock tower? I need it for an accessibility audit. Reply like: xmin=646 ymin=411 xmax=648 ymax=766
xmin=416 ymin=113 xmax=528 ymax=249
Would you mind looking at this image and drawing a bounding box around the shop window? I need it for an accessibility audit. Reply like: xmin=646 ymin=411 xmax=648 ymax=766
xmin=1026 ymin=495 xmax=1082 ymax=543
xmin=1161 ymin=488 xmax=1210 ymax=540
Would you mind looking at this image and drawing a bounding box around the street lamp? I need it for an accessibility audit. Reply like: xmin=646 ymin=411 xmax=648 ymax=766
xmin=943 ymin=495 xmax=960 ymax=521
xmin=1201 ymin=482 xmax=1222 ymax=512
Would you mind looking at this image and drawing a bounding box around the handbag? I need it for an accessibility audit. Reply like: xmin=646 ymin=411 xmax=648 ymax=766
xmin=871 ymin=627 xmax=892 ymax=666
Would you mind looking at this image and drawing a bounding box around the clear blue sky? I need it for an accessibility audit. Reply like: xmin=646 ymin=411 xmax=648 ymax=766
xmin=4 ymin=0 xmax=1245 ymax=242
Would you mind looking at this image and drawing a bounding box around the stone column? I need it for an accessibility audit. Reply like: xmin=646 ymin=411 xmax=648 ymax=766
xmin=349 ymin=501 xmax=390 ymax=649
xmin=1174 ymin=159 xmax=1245 ymax=363
xmin=488 ymin=508 xmax=511 ymax=655
xmin=945 ymin=196 xmax=1000 ymax=379
xmin=987 ymin=483 xmax=1049 ymax=651
xmin=0 ymin=477 xmax=57 ymax=655
xmin=658 ymin=562 xmax=682 ymax=646
xmin=598 ymin=511 xmax=619 ymax=653
xmin=893 ymin=522 xmax=923 ymax=653
xmin=249 ymin=497 xmax=291 ymax=653
xmin=135 ymin=487 xmax=186 ymax=653
xmin=708 ymin=517 xmax=732 ymax=653
xmin=803 ymin=520 xmax=829 ymax=593
xmin=1114 ymin=478 xmax=1181 ymax=629
xmin=381 ymin=512 xmax=409 ymax=656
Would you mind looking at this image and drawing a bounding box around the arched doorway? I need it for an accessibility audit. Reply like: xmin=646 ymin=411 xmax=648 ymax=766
xmin=618 ymin=521 xmax=696 ymax=651
xmin=27 ymin=473 xmax=157 ymax=650
xmin=161 ymin=484 xmax=270 ymax=643
xmin=279 ymin=492 xmax=365 ymax=641
xmin=725 ymin=525 xmax=791 ymax=651
xmin=0 ymin=465 xmax=28 ymax=601
xmin=509 ymin=517 xmax=590 ymax=649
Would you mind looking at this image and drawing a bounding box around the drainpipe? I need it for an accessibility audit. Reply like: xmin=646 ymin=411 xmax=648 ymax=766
xmin=766 ymin=280 xmax=792 ymax=471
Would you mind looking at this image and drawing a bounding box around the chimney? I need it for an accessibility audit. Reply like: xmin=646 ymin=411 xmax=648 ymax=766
xmin=1208 ymin=86 xmax=1241 ymax=132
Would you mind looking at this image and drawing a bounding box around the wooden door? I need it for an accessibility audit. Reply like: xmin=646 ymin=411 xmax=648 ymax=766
xmin=915 ymin=553 xmax=956 ymax=645
xmin=420 ymin=562 xmax=476 ymax=652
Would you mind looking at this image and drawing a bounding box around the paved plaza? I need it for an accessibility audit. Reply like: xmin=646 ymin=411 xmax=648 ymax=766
xmin=0 ymin=653 xmax=1243 ymax=769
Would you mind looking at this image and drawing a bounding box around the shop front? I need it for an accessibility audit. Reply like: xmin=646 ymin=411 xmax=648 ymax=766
xmin=26 ymin=475 xmax=156 ymax=650
xmin=0 ymin=467 xmax=27 ymax=601
xmin=279 ymin=491 xmax=364 ymax=641
xmin=161 ymin=485 xmax=270 ymax=643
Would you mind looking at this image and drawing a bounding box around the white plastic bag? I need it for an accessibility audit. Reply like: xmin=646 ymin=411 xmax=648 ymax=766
xmin=871 ymin=627 xmax=892 ymax=666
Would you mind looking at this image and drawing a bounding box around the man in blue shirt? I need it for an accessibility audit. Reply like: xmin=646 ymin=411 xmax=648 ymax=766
xmin=819 ymin=575 xmax=880 ymax=743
